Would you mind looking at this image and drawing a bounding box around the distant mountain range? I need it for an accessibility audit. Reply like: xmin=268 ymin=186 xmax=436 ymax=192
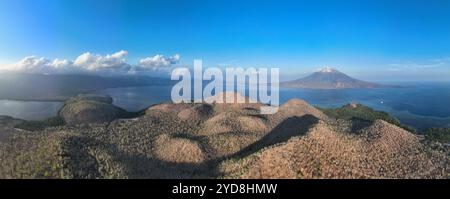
xmin=0 ymin=68 xmax=387 ymax=101
xmin=281 ymin=67 xmax=382 ymax=89
xmin=0 ymin=73 xmax=172 ymax=101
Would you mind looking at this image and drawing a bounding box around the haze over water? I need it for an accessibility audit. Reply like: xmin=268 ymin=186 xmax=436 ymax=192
xmin=1 ymin=82 xmax=449 ymax=131
xmin=96 ymin=82 xmax=450 ymax=131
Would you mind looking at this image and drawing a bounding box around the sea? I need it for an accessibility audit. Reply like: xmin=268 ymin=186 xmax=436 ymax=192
xmin=1 ymin=82 xmax=449 ymax=131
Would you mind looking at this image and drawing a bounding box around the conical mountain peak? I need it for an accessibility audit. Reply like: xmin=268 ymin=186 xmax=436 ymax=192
xmin=318 ymin=67 xmax=338 ymax=73
xmin=281 ymin=68 xmax=381 ymax=89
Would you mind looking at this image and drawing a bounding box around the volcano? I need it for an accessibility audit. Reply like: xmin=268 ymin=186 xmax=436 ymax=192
xmin=281 ymin=67 xmax=381 ymax=89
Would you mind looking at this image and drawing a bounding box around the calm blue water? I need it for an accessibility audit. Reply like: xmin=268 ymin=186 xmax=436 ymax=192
xmin=279 ymin=83 xmax=450 ymax=130
xmin=97 ymin=83 xmax=450 ymax=131
xmin=0 ymin=100 xmax=63 ymax=121
xmin=1 ymin=83 xmax=449 ymax=131
xmin=96 ymin=86 xmax=174 ymax=111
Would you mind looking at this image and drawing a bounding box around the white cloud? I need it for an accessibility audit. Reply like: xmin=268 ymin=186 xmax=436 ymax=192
xmin=0 ymin=51 xmax=181 ymax=76
xmin=73 ymin=50 xmax=131 ymax=74
xmin=138 ymin=54 xmax=180 ymax=69
xmin=0 ymin=56 xmax=73 ymax=74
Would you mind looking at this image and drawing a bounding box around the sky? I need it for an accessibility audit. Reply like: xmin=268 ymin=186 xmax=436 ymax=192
xmin=0 ymin=0 xmax=449 ymax=81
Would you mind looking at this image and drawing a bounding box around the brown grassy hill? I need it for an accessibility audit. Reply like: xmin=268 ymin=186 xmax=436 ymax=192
xmin=59 ymin=95 xmax=130 ymax=125
xmin=220 ymin=120 xmax=448 ymax=179
xmin=0 ymin=95 xmax=448 ymax=179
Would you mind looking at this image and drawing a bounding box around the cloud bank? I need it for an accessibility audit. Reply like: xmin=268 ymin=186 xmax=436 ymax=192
xmin=388 ymin=58 xmax=450 ymax=72
xmin=138 ymin=54 xmax=180 ymax=69
xmin=357 ymin=57 xmax=450 ymax=81
xmin=0 ymin=51 xmax=180 ymax=76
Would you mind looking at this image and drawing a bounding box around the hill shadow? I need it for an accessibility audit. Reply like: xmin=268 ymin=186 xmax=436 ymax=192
xmin=56 ymin=114 xmax=320 ymax=179
xmin=229 ymin=114 xmax=319 ymax=159
xmin=349 ymin=117 xmax=373 ymax=133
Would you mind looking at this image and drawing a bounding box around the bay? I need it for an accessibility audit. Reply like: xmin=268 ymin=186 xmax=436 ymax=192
xmin=0 ymin=100 xmax=63 ymax=121
xmin=98 ymin=82 xmax=450 ymax=131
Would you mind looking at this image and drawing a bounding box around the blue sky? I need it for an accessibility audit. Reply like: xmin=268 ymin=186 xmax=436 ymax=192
xmin=0 ymin=0 xmax=449 ymax=81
